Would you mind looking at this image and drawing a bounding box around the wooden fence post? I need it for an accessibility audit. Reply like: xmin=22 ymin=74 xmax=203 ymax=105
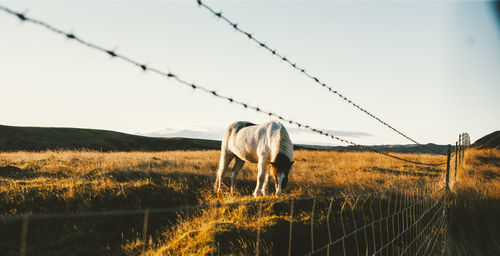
xmin=445 ymin=144 xmax=451 ymax=190
xmin=454 ymin=142 xmax=458 ymax=182
xmin=462 ymin=134 xmax=466 ymax=164
xmin=443 ymin=144 xmax=451 ymax=255
xmin=458 ymin=134 xmax=462 ymax=165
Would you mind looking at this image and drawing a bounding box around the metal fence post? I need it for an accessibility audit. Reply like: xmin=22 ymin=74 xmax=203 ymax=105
xmin=288 ymin=199 xmax=295 ymax=256
xmin=213 ymin=202 xmax=221 ymax=256
xmin=142 ymin=208 xmax=150 ymax=253
xmin=326 ymin=198 xmax=334 ymax=256
xmin=256 ymin=202 xmax=263 ymax=256
xmin=19 ymin=214 xmax=30 ymax=256
xmin=310 ymin=198 xmax=316 ymax=254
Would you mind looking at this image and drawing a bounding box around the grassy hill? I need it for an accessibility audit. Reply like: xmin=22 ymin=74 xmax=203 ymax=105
xmin=472 ymin=130 xmax=500 ymax=149
xmin=0 ymin=125 xmax=220 ymax=152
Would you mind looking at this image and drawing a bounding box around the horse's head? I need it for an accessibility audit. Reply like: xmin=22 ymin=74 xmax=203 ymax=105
xmin=270 ymin=153 xmax=294 ymax=196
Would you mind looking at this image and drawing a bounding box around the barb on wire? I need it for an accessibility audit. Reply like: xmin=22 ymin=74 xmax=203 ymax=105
xmin=0 ymin=5 xmax=446 ymax=166
xmin=196 ymin=0 xmax=445 ymax=156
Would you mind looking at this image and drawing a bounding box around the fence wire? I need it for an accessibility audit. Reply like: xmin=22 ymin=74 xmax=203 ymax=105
xmin=1 ymin=183 xmax=447 ymax=255
xmin=0 ymin=5 xmax=446 ymax=166
xmin=196 ymin=0 xmax=445 ymax=156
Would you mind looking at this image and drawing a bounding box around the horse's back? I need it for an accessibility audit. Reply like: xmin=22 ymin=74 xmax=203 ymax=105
xmin=228 ymin=121 xmax=256 ymax=133
xmin=222 ymin=121 xmax=292 ymax=163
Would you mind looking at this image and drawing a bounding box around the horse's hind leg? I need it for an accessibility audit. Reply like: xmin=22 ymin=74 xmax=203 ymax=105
xmin=230 ymin=157 xmax=245 ymax=194
xmin=214 ymin=150 xmax=233 ymax=193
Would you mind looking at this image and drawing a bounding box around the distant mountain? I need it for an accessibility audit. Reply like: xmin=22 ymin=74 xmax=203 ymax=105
xmin=472 ymin=131 xmax=500 ymax=149
xmin=294 ymin=143 xmax=449 ymax=155
xmin=0 ymin=125 xmax=220 ymax=152
xmin=138 ymin=127 xmax=223 ymax=140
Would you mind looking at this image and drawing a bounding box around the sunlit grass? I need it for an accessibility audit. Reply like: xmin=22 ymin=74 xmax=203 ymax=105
xmin=0 ymin=149 xmax=498 ymax=255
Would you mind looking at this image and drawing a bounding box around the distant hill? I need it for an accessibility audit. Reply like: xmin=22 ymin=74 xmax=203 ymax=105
xmin=0 ymin=124 xmax=448 ymax=154
xmin=294 ymin=143 xmax=449 ymax=155
xmin=0 ymin=125 xmax=220 ymax=152
xmin=472 ymin=131 xmax=500 ymax=149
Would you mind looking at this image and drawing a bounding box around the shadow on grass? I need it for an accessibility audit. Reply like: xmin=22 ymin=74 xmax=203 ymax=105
xmin=476 ymin=156 xmax=500 ymax=168
xmin=366 ymin=167 xmax=441 ymax=178
xmin=447 ymin=189 xmax=500 ymax=256
xmin=0 ymin=165 xmax=69 ymax=179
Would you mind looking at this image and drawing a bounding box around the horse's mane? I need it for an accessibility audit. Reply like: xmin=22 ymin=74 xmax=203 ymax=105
xmin=273 ymin=123 xmax=293 ymax=162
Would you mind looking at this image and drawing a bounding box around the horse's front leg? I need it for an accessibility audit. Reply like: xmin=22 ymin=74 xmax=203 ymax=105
xmin=261 ymin=171 xmax=270 ymax=196
xmin=253 ymin=160 xmax=267 ymax=198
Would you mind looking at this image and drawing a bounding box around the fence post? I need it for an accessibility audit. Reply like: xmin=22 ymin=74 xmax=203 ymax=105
xmin=19 ymin=214 xmax=30 ymax=256
xmin=288 ymin=199 xmax=295 ymax=256
xmin=326 ymin=198 xmax=333 ymax=256
xmin=443 ymin=144 xmax=451 ymax=255
xmin=454 ymin=142 xmax=458 ymax=183
xmin=213 ymin=202 xmax=221 ymax=256
xmin=310 ymin=198 xmax=316 ymax=254
xmin=141 ymin=208 xmax=150 ymax=253
xmin=461 ymin=133 xmax=467 ymax=163
xmin=256 ymin=202 xmax=263 ymax=256
xmin=445 ymin=145 xmax=451 ymax=190
xmin=458 ymin=134 xmax=462 ymax=165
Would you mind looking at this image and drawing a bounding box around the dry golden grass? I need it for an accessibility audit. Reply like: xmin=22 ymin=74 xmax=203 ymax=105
xmin=0 ymin=148 xmax=498 ymax=255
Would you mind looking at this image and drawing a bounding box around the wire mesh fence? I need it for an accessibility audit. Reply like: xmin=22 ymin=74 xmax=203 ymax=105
xmin=0 ymin=182 xmax=448 ymax=255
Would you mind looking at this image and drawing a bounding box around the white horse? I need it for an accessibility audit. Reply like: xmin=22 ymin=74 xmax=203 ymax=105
xmin=214 ymin=121 xmax=294 ymax=197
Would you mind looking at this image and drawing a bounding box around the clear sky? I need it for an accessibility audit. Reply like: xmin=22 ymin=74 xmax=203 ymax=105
xmin=1 ymin=0 xmax=499 ymax=146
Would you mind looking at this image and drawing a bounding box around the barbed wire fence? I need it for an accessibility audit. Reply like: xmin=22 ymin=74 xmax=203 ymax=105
xmin=0 ymin=5 xmax=447 ymax=167
xmin=0 ymin=3 xmax=470 ymax=256
xmin=195 ymin=0 xmax=445 ymax=156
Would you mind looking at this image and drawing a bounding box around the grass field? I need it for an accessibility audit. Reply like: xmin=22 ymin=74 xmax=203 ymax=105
xmin=0 ymin=148 xmax=498 ymax=255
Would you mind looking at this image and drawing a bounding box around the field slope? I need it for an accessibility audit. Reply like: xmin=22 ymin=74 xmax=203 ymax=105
xmin=472 ymin=130 xmax=500 ymax=149
xmin=0 ymin=124 xmax=220 ymax=151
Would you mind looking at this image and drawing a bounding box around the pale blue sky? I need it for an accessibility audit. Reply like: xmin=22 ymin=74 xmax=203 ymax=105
xmin=1 ymin=0 xmax=499 ymax=145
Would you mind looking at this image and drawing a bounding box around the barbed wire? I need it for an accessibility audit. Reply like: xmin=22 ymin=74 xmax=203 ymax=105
xmin=0 ymin=5 xmax=447 ymax=166
xmin=196 ymin=0 xmax=446 ymax=156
